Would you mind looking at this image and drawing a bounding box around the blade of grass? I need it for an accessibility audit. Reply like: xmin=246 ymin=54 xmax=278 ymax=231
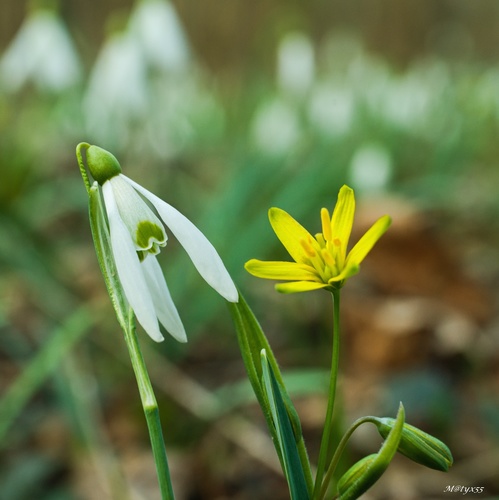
xmin=0 ymin=306 xmax=93 ymax=444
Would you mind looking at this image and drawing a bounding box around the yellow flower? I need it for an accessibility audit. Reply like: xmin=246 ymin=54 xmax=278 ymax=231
xmin=245 ymin=185 xmax=391 ymax=293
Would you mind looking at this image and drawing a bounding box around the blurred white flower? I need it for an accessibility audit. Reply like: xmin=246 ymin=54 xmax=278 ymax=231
xmin=0 ymin=9 xmax=81 ymax=93
xmin=129 ymin=0 xmax=190 ymax=73
xmin=349 ymin=143 xmax=392 ymax=193
xmin=251 ymin=99 xmax=301 ymax=156
xmin=308 ymin=84 xmax=356 ymax=136
xmin=83 ymin=31 xmax=148 ymax=144
xmin=277 ymin=32 xmax=315 ymax=97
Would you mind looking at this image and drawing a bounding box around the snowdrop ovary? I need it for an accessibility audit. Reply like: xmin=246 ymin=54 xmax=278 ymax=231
xmin=86 ymin=145 xmax=122 ymax=184
xmin=79 ymin=143 xmax=238 ymax=344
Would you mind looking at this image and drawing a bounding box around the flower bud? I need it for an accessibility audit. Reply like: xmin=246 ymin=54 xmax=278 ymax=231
xmin=338 ymin=404 xmax=406 ymax=500
xmin=373 ymin=418 xmax=453 ymax=471
xmin=337 ymin=454 xmax=377 ymax=497
xmin=86 ymin=145 xmax=122 ymax=185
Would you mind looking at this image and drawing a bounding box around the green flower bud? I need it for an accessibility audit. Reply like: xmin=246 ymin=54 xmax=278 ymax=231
xmin=337 ymin=454 xmax=377 ymax=497
xmin=338 ymin=403 xmax=406 ymax=500
xmin=86 ymin=145 xmax=122 ymax=185
xmin=373 ymin=418 xmax=453 ymax=472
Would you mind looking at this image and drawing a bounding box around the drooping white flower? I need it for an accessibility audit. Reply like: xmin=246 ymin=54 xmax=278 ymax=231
xmin=84 ymin=144 xmax=238 ymax=343
xmin=83 ymin=31 xmax=148 ymax=145
xmin=128 ymin=0 xmax=191 ymax=73
xmin=0 ymin=9 xmax=81 ymax=93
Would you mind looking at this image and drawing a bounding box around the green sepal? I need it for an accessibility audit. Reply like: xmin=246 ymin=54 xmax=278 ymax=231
xmin=88 ymin=182 xmax=128 ymax=331
xmin=338 ymin=403 xmax=405 ymax=500
xmin=261 ymin=350 xmax=310 ymax=500
xmin=373 ymin=418 xmax=453 ymax=472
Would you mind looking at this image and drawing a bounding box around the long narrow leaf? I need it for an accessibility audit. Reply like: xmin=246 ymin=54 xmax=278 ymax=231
xmin=227 ymin=293 xmax=313 ymax=493
xmin=261 ymin=350 xmax=310 ymax=500
xmin=227 ymin=292 xmax=283 ymax=465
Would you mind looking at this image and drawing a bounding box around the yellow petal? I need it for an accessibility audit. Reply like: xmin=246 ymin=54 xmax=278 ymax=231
xmin=330 ymin=185 xmax=355 ymax=256
xmin=328 ymin=263 xmax=360 ymax=282
xmin=346 ymin=215 xmax=391 ymax=266
xmin=269 ymin=207 xmax=317 ymax=264
xmin=276 ymin=281 xmax=329 ymax=294
xmin=244 ymin=259 xmax=317 ymax=281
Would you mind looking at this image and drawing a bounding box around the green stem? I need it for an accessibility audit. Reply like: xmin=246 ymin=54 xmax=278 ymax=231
xmin=318 ymin=416 xmax=377 ymax=499
xmin=313 ymin=289 xmax=341 ymax=499
xmin=298 ymin=437 xmax=315 ymax=496
xmin=123 ymin=311 xmax=175 ymax=500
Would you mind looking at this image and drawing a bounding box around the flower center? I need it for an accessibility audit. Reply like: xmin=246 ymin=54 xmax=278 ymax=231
xmin=136 ymin=220 xmax=167 ymax=255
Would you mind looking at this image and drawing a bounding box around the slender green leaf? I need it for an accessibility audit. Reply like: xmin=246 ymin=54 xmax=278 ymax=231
xmin=227 ymin=293 xmax=313 ymax=494
xmin=261 ymin=350 xmax=310 ymax=500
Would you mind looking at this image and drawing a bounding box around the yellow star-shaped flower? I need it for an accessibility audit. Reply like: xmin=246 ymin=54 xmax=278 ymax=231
xmin=245 ymin=185 xmax=391 ymax=293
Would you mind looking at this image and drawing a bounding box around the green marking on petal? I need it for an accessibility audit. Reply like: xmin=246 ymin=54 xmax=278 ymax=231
xmin=136 ymin=220 xmax=167 ymax=254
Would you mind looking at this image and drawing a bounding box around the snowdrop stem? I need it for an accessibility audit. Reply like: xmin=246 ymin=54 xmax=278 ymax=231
xmin=76 ymin=142 xmax=92 ymax=194
xmin=123 ymin=309 xmax=175 ymax=500
xmin=313 ymin=289 xmax=341 ymax=499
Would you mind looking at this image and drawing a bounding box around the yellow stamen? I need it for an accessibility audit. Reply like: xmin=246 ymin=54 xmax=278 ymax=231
xmin=321 ymin=248 xmax=337 ymax=271
xmin=315 ymin=233 xmax=326 ymax=248
xmin=321 ymin=208 xmax=332 ymax=242
xmin=333 ymin=238 xmax=341 ymax=247
xmin=300 ymin=238 xmax=316 ymax=258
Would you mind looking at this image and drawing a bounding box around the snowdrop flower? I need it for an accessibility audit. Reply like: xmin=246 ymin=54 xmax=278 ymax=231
xmin=128 ymin=0 xmax=190 ymax=73
xmin=81 ymin=144 xmax=238 ymax=343
xmin=83 ymin=31 xmax=148 ymax=145
xmin=277 ymin=32 xmax=315 ymax=97
xmin=0 ymin=8 xmax=81 ymax=93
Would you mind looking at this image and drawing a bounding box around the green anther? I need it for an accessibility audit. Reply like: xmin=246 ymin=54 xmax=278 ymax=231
xmin=136 ymin=220 xmax=166 ymax=254
xmin=86 ymin=145 xmax=122 ymax=185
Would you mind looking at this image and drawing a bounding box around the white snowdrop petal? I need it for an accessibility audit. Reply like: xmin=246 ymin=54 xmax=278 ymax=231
xmin=109 ymin=175 xmax=167 ymax=252
xmin=123 ymin=176 xmax=238 ymax=303
xmin=141 ymin=255 xmax=187 ymax=343
xmin=102 ymin=181 xmax=164 ymax=342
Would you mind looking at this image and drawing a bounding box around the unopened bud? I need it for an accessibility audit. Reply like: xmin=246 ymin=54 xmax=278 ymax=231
xmin=337 ymin=454 xmax=377 ymax=497
xmin=373 ymin=418 xmax=453 ymax=472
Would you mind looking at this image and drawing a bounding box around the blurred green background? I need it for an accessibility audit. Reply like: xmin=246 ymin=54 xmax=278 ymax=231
xmin=1 ymin=1 xmax=499 ymax=498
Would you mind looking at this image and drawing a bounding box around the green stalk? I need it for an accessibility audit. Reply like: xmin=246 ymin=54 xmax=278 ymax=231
xmin=313 ymin=289 xmax=341 ymax=499
xmin=318 ymin=416 xmax=377 ymax=499
xmin=123 ymin=311 xmax=175 ymax=500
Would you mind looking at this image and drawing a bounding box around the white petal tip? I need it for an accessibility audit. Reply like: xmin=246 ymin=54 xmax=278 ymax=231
xmin=168 ymin=327 xmax=188 ymax=343
xmin=149 ymin=331 xmax=165 ymax=343
xmin=226 ymin=291 xmax=239 ymax=303
xmin=217 ymin=281 xmax=239 ymax=303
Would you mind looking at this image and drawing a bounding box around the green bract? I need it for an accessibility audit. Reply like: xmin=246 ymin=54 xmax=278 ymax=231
xmin=86 ymin=145 xmax=122 ymax=184
xmin=373 ymin=418 xmax=454 ymax=472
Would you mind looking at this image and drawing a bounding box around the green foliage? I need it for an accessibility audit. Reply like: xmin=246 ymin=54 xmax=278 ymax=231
xmin=261 ymin=350 xmax=310 ymax=499
xmin=227 ymin=292 xmax=313 ymax=494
